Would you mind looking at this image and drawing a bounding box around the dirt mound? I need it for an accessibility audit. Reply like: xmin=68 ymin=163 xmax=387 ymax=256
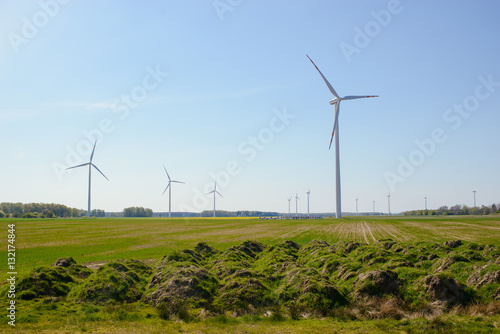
xmin=444 ymin=240 xmax=462 ymax=248
xmin=376 ymin=239 xmax=396 ymax=250
xmin=277 ymin=267 xmax=347 ymax=314
xmin=146 ymin=265 xmax=218 ymax=308
xmin=467 ymin=266 xmax=500 ymax=288
xmin=210 ymin=244 xmax=257 ymax=278
xmin=74 ymin=260 xmax=152 ymax=303
xmin=17 ymin=258 xmax=92 ymax=300
xmin=434 ymin=254 xmax=469 ymax=273
xmin=342 ymin=241 xmax=366 ymax=254
xmin=301 ymin=239 xmax=330 ymax=252
xmin=53 ymin=257 xmax=76 ymax=267
xmin=233 ymin=240 xmax=265 ymax=258
xmin=254 ymin=240 xmax=301 ymax=278
xmin=17 ymin=266 xmax=75 ymax=300
xmin=355 ymin=270 xmax=401 ymax=298
xmin=52 ymin=257 xmax=93 ymax=278
xmin=214 ymin=276 xmax=270 ymax=312
xmin=423 ymin=275 xmax=466 ymax=305
xmin=194 ymin=242 xmax=218 ymax=257
xmin=164 ymin=249 xmax=202 ymax=265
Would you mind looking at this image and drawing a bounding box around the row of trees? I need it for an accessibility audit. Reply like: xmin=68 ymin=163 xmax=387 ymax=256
xmin=200 ymin=210 xmax=279 ymax=217
xmin=0 ymin=202 xmax=84 ymax=218
xmin=0 ymin=203 xmax=106 ymax=218
xmin=403 ymin=203 xmax=499 ymax=216
xmin=122 ymin=207 xmax=153 ymax=217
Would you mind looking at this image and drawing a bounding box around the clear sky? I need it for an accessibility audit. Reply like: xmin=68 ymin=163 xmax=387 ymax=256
xmin=1 ymin=0 xmax=499 ymax=214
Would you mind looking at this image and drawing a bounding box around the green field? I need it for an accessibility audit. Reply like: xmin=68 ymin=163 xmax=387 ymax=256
xmin=2 ymin=215 xmax=500 ymax=333
xmin=4 ymin=215 xmax=500 ymax=279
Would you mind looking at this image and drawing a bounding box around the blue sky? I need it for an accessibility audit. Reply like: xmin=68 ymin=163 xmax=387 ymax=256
xmin=1 ymin=0 xmax=499 ymax=214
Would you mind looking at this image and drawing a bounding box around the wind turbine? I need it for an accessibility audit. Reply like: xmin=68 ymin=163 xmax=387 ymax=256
xmin=306 ymin=190 xmax=311 ymax=216
xmin=387 ymin=193 xmax=391 ymax=215
xmin=162 ymin=166 xmax=185 ymax=218
xmin=307 ymin=55 xmax=378 ymax=218
xmin=66 ymin=140 xmax=109 ymax=217
xmin=206 ymin=181 xmax=223 ymax=217
xmin=295 ymin=192 xmax=300 ymax=216
xmin=287 ymin=197 xmax=292 ymax=217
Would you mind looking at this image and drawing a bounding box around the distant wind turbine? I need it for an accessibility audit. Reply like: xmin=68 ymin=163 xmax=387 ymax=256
xmin=387 ymin=193 xmax=391 ymax=215
xmin=306 ymin=190 xmax=311 ymax=216
xmin=66 ymin=140 xmax=109 ymax=217
xmin=162 ymin=166 xmax=185 ymax=218
xmin=287 ymin=197 xmax=292 ymax=217
xmin=307 ymin=55 xmax=378 ymax=218
xmin=206 ymin=181 xmax=223 ymax=217
xmin=295 ymin=192 xmax=300 ymax=216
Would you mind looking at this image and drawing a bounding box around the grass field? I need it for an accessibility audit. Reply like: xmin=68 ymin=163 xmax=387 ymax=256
xmin=2 ymin=215 xmax=500 ymax=333
xmin=3 ymin=215 xmax=500 ymax=281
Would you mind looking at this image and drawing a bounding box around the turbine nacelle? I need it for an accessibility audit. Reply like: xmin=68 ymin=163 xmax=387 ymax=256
xmin=329 ymin=98 xmax=339 ymax=105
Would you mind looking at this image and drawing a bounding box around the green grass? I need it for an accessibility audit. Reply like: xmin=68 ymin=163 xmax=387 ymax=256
xmin=2 ymin=215 xmax=500 ymax=281
xmin=1 ymin=215 xmax=500 ymax=333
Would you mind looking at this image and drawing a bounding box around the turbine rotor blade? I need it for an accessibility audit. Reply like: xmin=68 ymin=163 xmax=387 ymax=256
xmin=163 ymin=166 xmax=171 ymax=181
xmin=162 ymin=183 xmax=170 ymax=195
xmin=90 ymin=140 xmax=97 ymax=163
xmin=215 ymin=191 xmax=223 ymax=198
xmin=171 ymin=180 xmax=185 ymax=184
xmin=66 ymin=162 xmax=90 ymax=170
xmin=205 ymin=190 xmax=215 ymax=196
xmin=342 ymin=95 xmax=378 ymax=100
xmin=306 ymin=55 xmax=339 ymax=98
xmin=92 ymin=164 xmax=109 ymax=181
xmin=329 ymin=102 xmax=340 ymax=150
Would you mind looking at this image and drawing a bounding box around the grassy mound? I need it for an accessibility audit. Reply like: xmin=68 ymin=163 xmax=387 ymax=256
xmin=15 ymin=257 xmax=91 ymax=300
xmin=72 ymin=260 xmax=152 ymax=303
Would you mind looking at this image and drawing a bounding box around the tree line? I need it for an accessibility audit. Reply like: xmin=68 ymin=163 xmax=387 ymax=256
xmin=403 ymin=203 xmax=500 ymax=216
xmin=0 ymin=202 xmax=105 ymax=218
xmin=122 ymin=207 xmax=153 ymax=217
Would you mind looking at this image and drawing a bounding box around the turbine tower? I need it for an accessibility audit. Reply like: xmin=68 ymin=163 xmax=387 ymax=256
xmin=387 ymin=194 xmax=391 ymax=215
xmin=307 ymin=55 xmax=378 ymax=218
xmin=162 ymin=166 xmax=185 ymax=218
xmin=295 ymin=192 xmax=300 ymax=216
xmin=356 ymin=198 xmax=359 ymax=216
xmin=306 ymin=190 xmax=311 ymax=216
xmin=206 ymin=181 xmax=223 ymax=217
xmin=287 ymin=197 xmax=292 ymax=217
xmin=66 ymin=140 xmax=109 ymax=217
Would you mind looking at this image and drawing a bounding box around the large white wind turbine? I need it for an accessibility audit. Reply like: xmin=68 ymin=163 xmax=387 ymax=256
xmin=287 ymin=197 xmax=292 ymax=217
xmin=206 ymin=181 xmax=223 ymax=217
xmin=162 ymin=166 xmax=185 ymax=218
xmin=307 ymin=55 xmax=378 ymax=218
xmin=66 ymin=140 xmax=109 ymax=217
